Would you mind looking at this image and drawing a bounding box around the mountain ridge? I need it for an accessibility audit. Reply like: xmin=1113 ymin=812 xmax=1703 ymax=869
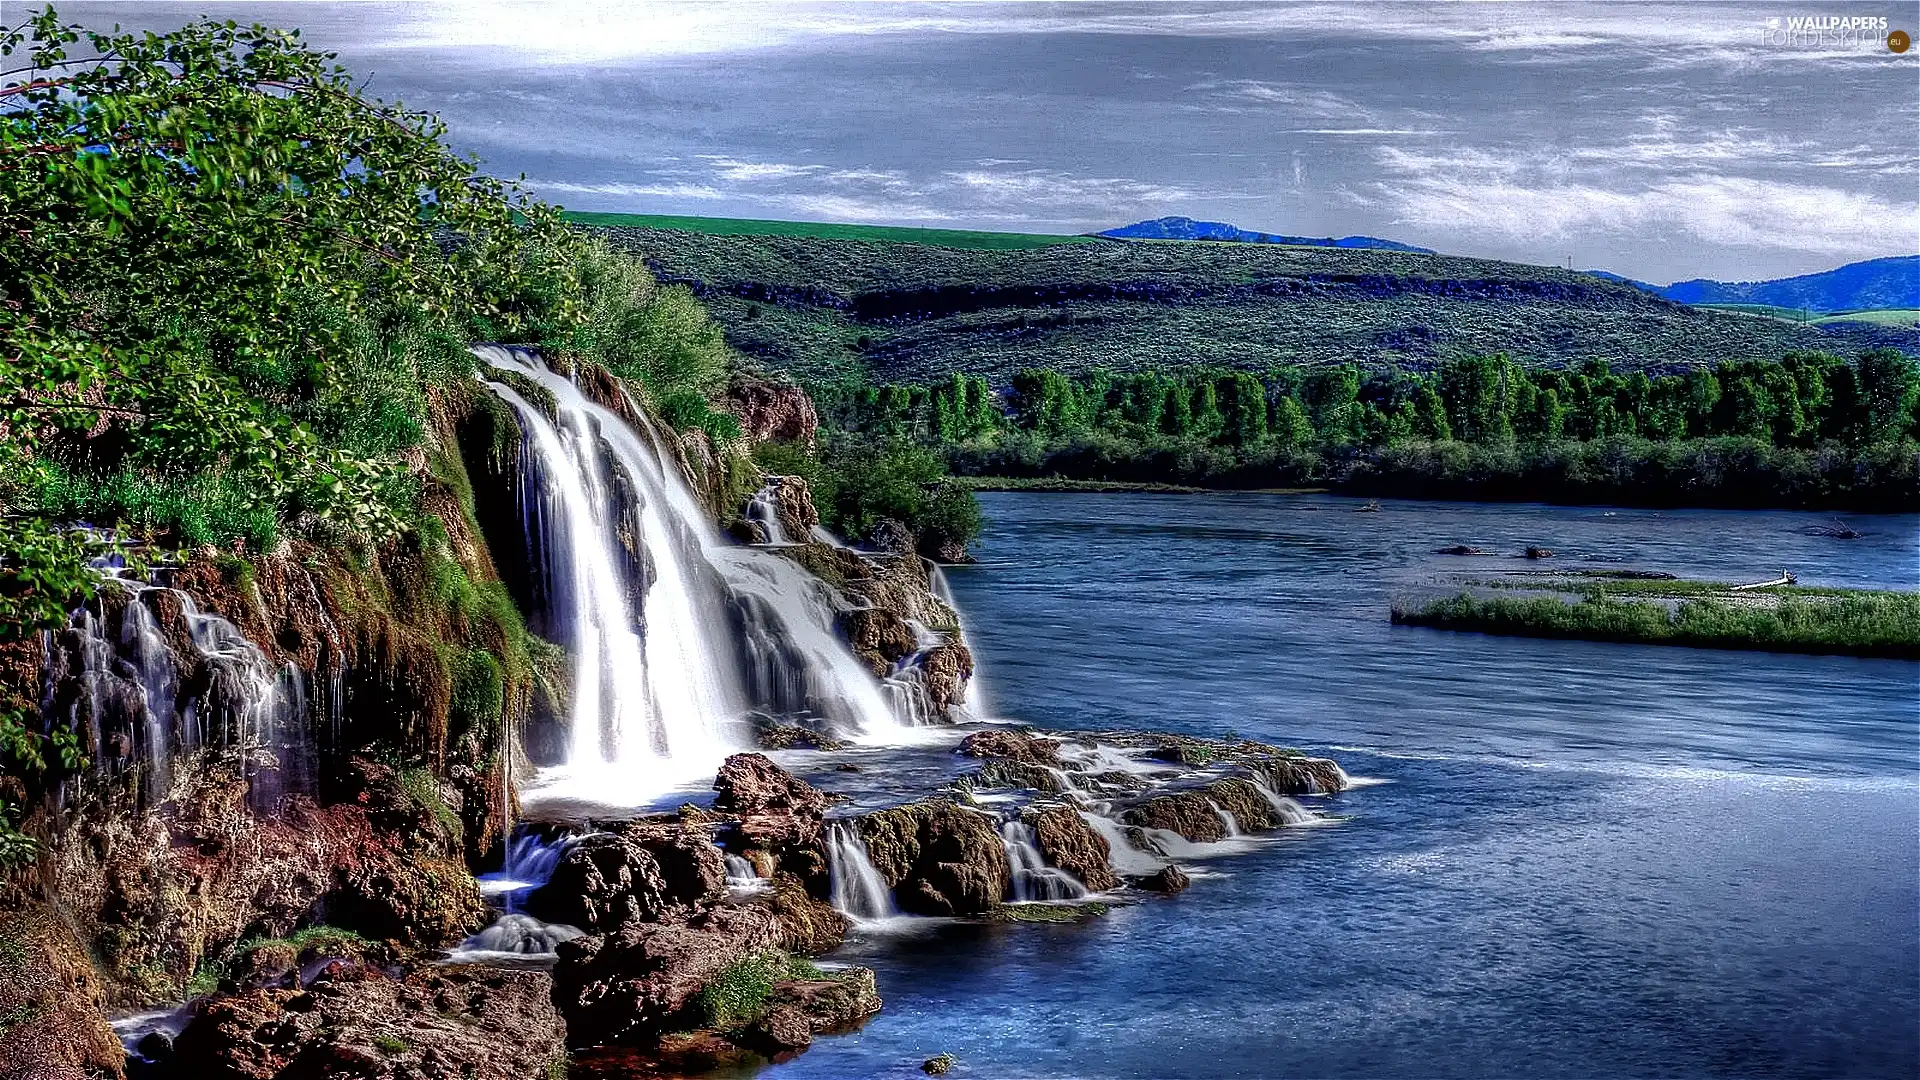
xmin=1098 ymin=215 xmax=1435 ymax=253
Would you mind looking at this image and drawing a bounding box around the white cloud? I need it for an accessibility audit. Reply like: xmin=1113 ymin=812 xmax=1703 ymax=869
xmin=1373 ymin=145 xmax=1918 ymax=258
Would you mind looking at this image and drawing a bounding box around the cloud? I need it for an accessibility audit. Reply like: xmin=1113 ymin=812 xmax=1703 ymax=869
xmin=536 ymin=180 xmax=726 ymax=200
xmin=1372 ymin=145 xmax=1918 ymax=258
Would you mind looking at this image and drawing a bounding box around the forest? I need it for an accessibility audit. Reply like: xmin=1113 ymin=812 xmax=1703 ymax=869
xmin=811 ymin=351 xmax=1920 ymax=508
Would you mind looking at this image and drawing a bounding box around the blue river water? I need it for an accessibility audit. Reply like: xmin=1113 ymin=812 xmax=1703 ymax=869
xmin=765 ymin=493 xmax=1920 ymax=1080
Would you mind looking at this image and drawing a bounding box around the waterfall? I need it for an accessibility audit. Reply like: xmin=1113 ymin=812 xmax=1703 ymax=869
xmin=745 ymin=483 xmax=791 ymax=545
xmin=1206 ymin=799 xmax=1242 ymax=838
xmin=478 ymin=830 xmax=575 ymax=911
xmin=1000 ymin=820 xmax=1089 ymax=902
xmin=1246 ymin=777 xmax=1317 ymax=825
xmin=826 ymin=820 xmax=897 ymax=923
xmin=449 ymin=914 xmax=584 ymax=961
xmin=477 ymin=345 xmax=907 ymax=806
xmin=47 ymin=574 xmax=303 ymax=811
xmin=723 ymin=853 xmax=769 ymax=893
xmin=1078 ymin=810 xmax=1170 ymax=876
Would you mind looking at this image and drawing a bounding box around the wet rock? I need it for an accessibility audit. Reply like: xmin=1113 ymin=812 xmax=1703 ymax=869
xmin=552 ymin=906 xmax=779 ymax=1047
xmin=958 ymin=730 xmax=1061 ymax=766
xmin=1435 ymin=544 xmax=1494 ymax=556
xmin=169 ymin=964 xmax=564 ymax=1080
xmin=924 ymin=1052 xmax=958 ymax=1075
xmin=1246 ymin=755 xmax=1347 ymax=795
xmin=926 ymin=536 xmax=973 ymax=564
xmin=765 ymin=872 xmax=849 ymax=955
xmin=526 ymin=827 xmax=724 ymax=933
xmin=766 ymin=475 xmax=821 ymax=539
xmin=753 ymin=723 xmax=845 ymax=751
xmin=713 ymin=754 xmax=829 ymax=854
xmin=1149 ymin=740 xmax=1217 ymax=767
xmin=1025 ymin=805 xmax=1118 ymax=892
xmin=1525 ymin=546 xmax=1554 ymax=559
xmin=739 ymin=968 xmax=882 ymax=1054
xmin=726 ymin=376 xmax=819 ymax=445
xmin=1130 ymin=865 xmax=1191 ymax=894
xmin=841 ymin=608 xmax=918 ymax=675
xmin=0 ymin=907 xmax=125 ymax=1080
xmin=858 ymin=803 xmax=1010 ymax=917
xmin=865 ymin=518 xmax=915 ymax=555
xmin=919 ymin=643 xmax=974 ymax=711
xmin=967 ymin=759 xmax=1071 ymax=795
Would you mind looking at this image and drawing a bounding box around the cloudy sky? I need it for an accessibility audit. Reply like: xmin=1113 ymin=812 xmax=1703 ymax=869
xmin=55 ymin=1 xmax=1920 ymax=283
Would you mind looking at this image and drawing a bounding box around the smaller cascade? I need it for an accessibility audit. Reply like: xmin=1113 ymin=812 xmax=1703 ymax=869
xmin=723 ymin=853 xmax=769 ymax=893
xmin=744 ymin=483 xmax=792 ymax=545
xmin=1000 ymin=820 xmax=1089 ymax=902
xmin=826 ymin=820 xmax=897 ymax=923
xmin=450 ymin=914 xmax=584 ymax=961
xmin=479 ymin=830 xmax=575 ymax=912
xmin=1206 ymin=799 xmax=1242 ymax=838
xmin=117 ymin=593 xmax=177 ymax=795
xmin=1077 ymin=811 xmax=1170 ymax=876
xmin=1246 ymin=777 xmax=1317 ymax=825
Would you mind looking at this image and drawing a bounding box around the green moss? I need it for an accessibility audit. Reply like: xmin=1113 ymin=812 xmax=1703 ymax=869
xmin=398 ymin=767 xmax=464 ymax=841
xmin=989 ymin=902 xmax=1111 ymax=924
xmin=692 ymin=952 xmax=781 ymax=1031
xmin=373 ymin=1033 xmax=409 ymax=1054
xmin=0 ymin=1000 xmax=46 ymax=1040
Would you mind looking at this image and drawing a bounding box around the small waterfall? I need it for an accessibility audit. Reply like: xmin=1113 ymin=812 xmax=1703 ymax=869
xmin=449 ymin=914 xmax=584 ymax=961
xmin=926 ymin=563 xmax=987 ymax=718
xmin=1246 ymin=777 xmax=1317 ymax=825
xmin=826 ymin=820 xmax=896 ymax=923
xmin=1078 ymin=810 xmax=1170 ymax=876
xmin=1000 ymin=820 xmax=1089 ymax=902
xmin=47 ymin=574 xmax=303 ymax=811
xmin=479 ymin=830 xmax=574 ymax=911
xmin=723 ymin=853 xmax=768 ymax=893
xmin=1206 ymin=799 xmax=1241 ymax=838
xmin=745 ymin=483 xmax=791 ymax=545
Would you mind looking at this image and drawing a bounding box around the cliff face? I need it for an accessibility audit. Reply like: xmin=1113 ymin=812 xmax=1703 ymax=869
xmin=0 ymin=355 xmax=971 ymax=1079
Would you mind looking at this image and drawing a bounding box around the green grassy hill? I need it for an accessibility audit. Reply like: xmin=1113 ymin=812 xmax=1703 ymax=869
xmin=561 ymin=211 xmax=1089 ymax=250
xmin=586 ymin=222 xmax=1918 ymax=385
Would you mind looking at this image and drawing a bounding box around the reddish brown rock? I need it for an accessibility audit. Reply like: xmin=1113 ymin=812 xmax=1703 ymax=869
xmin=765 ymin=872 xmax=848 ymax=955
xmin=1131 ymin=864 xmax=1191 ymax=894
xmin=1025 ymin=806 xmax=1117 ymax=892
xmin=0 ymin=907 xmax=125 ymax=1080
xmin=551 ymin=905 xmax=779 ymax=1047
xmin=169 ymin=964 xmax=565 ymax=1080
xmin=919 ymin=643 xmax=973 ymax=711
xmin=726 ymin=376 xmax=819 ymax=444
xmin=857 ymin=803 xmax=1009 ymax=917
xmin=712 ymin=754 xmax=828 ymax=852
xmin=841 ymin=608 xmax=918 ymax=675
xmin=957 ymin=730 xmax=1059 ymax=766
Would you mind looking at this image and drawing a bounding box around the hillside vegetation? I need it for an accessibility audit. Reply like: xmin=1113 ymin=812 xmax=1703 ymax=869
xmin=592 ymin=225 xmax=1917 ymax=385
xmin=563 ymin=211 xmax=1090 ymax=250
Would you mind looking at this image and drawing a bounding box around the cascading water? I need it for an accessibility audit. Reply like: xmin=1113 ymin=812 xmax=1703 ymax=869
xmin=1206 ymin=800 xmax=1242 ymax=838
xmin=1000 ymin=820 xmax=1089 ymax=902
xmin=476 ymin=345 xmax=911 ymax=807
xmin=46 ymin=573 xmax=305 ymax=812
xmin=744 ymin=483 xmax=792 ymax=545
xmin=826 ymin=820 xmax=897 ymax=923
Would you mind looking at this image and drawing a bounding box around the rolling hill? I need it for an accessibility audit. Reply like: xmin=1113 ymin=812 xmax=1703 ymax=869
xmin=1097 ymin=216 xmax=1434 ymax=253
xmin=1656 ymin=255 xmax=1920 ymax=312
xmin=587 ymin=222 xmax=1917 ymax=385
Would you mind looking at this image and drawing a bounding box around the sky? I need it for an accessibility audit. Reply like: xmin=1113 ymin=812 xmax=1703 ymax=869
xmin=50 ymin=1 xmax=1920 ymax=284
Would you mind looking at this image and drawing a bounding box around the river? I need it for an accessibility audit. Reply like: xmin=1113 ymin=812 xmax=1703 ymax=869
xmin=765 ymin=493 xmax=1920 ymax=1079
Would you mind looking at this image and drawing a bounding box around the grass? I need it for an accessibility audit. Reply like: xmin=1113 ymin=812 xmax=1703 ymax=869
xmin=586 ymin=224 xmax=1914 ymax=384
xmin=563 ymin=211 xmax=1090 ymax=250
xmin=690 ymin=950 xmax=840 ymax=1032
xmin=1393 ymin=587 xmax=1920 ymax=659
xmin=1816 ymin=309 xmax=1920 ymax=328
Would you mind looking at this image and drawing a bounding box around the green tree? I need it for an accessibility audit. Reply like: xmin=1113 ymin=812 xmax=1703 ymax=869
xmin=1270 ymin=396 xmax=1314 ymax=451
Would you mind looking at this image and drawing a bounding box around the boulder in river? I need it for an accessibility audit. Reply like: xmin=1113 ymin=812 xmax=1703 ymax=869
xmin=857 ymin=802 xmax=1011 ymax=917
xmin=551 ymin=905 xmax=779 ymax=1047
xmin=1130 ymin=865 xmax=1192 ymax=894
xmin=1024 ymin=805 xmax=1118 ymax=892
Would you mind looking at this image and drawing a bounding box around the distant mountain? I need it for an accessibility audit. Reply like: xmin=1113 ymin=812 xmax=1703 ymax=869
xmin=1100 ymin=216 xmax=1435 ymax=254
xmin=1656 ymin=255 xmax=1919 ymax=313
